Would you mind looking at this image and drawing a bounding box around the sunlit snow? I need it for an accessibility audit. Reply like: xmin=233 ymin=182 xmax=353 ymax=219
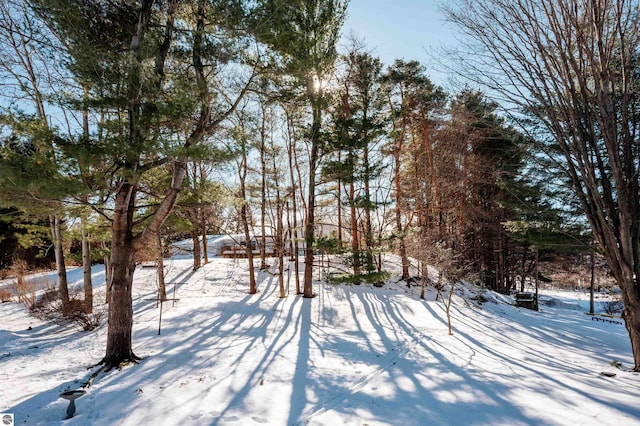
xmin=1 ymin=252 xmax=638 ymax=425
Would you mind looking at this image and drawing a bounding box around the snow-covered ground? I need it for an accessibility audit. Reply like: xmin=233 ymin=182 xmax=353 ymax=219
xmin=1 ymin=254 xmax=638 ymax=425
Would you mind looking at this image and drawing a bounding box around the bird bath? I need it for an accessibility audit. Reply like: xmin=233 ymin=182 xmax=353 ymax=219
xmin=60 ymin=389 xmax=86 ymax=418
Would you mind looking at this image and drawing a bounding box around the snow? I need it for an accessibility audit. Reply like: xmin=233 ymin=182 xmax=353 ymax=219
xmin=1 ymin=254 xmax=639 ymax=425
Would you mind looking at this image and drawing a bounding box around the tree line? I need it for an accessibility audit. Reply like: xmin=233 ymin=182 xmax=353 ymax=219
xmin=0 ymin=0 xmax=638 ymax=372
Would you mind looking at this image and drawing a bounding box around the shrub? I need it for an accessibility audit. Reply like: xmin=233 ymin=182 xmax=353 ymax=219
xmin=326 ymin=270 xmax=391 ymax=286
xmin=0 ymin=288 xmax=12 ymax=302
xmin=602 ymin=300 xmax=624 ymax=316
xmin=10 ymin=259 xmax=37 ymax=308
xmin=30 ymin=289 xmax=104 ymax=331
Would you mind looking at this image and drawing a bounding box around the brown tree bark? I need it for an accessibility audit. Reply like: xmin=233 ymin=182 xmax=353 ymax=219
xmin=191 ymin=229 xmax=202 ymax=271
xmin=104 ymin=182 xmax=141 ymax=366
xmin=157 ymin=234 xmax=167 ymax=301
xmin=50 ymin=214 xmax=70 ymax=313
xmin=102 ymin=0 xmax=253 ymax=367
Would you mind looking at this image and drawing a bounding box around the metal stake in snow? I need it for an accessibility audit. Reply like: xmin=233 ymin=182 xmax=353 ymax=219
xmin=60 ymin=390 xmax=86 ymax=418
xmin=143 ymin=281 xmax=183 ymax=335
xmin=143 ymin=297 xmax=180 ymax=335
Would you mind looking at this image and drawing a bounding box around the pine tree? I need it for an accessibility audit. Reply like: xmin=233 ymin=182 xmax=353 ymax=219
xmin=381 ymin=60 xmax=446 ymax=282
xmin=253 ymin=0 xmax=349 ymax=298
xmin=18 ymin=0 xmax=258 ymax=368
xmin=324 ymin=48 xmax=387 ymax=282
xmin=0 ymin=0 xmax=79 ymax=311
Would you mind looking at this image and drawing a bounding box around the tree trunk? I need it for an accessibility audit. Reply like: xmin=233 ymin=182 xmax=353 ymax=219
xmin=238 ymin=138 xmax=257 ymax=294
xmin=103 ymin=184 xmax=140 ymax=367
xmin=201 ymin=211 xmax=209 ymax=265
xmin=241 ymin=202 xmax=257 ymax=294
xmin=534 ymin=248 xmax=539 ymax=311
xmin=157 ymin=233 xmax=167 ymax=301
xmin=420 ymin=261 xmax=426 ymax=300
xmin=49 ymin=214 xmax=70 ymax=313
xmin=589 ymin=248 xmax=595 ymax=315
xmin=104 ymin=243 xmax=138 ymax=366
xmin=260 ymin=115 xmax=268 ymax=270
xmin=285 ymin=114 xmax=302 ymax=294
xmin=394 ymin=151 xmax=410 ymax=281
xmin=277 ymin=198 xmax=285 ymax=298
xmin=337 ymin=162 xmax=343 ymax=248
xmin=103 ymin=241 xmax=112 ymax=304
xmin=81 ymin=220 xmax=93 ymax=313
xmin=445 ymin=283 xmax=455 ymax=336
xmin=303 ymin=96 xmax=321 ymax=298
xmin=102 ymin=151 xmax=186 ymax=367
xmin=350 ymin=179 xmax=360 ymax=281
xmin=191 ymin=229 xmax=201 ymax=271
xmin=497 ymin=226 xmax=505 ymax=294
xmin=362 ymin=144 xmax=374 ymax=272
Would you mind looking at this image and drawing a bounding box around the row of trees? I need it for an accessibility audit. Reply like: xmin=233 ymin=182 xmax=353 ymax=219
xmin=446 ymin=0 xmax=640 ymax=370
xmin=1 ymin=0 xmax=638 ymax=372
xmin=0 ymin=0 xmax=355 ymax=369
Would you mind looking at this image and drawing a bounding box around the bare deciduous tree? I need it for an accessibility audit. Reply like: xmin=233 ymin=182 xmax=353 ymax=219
xmin=446 ymin=0 xmax=640 ymax=370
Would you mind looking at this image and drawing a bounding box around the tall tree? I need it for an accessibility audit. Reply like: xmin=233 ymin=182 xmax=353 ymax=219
xmin=447 ymin=0 xmax=640 ymax=370
xmin=233 ymin=108 xmax=258 ymax=294
xmin=324 ymin=48 xmax=387 ymax=281
xmin=254 ymin=0 xmax=349 ymax=298
xmin=283 ymin=105 xmax=304 ymax=294
xmin=24 ymin=0 xmax=256 ymax=368
xmin=444 ymin=90 xmax=526 ymax=292
xmin=0 ymin=0 xmax=75 ymax=312
xmin=382 ymin=60 xmax=445 ymax=281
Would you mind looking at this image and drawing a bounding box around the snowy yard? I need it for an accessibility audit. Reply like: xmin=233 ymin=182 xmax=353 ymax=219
xmin=1 ymin=255 xmax=639 ymax=425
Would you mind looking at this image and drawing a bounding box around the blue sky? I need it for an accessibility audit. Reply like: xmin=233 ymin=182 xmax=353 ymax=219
xmin=342 ymin=0 xmax=457 ymax=86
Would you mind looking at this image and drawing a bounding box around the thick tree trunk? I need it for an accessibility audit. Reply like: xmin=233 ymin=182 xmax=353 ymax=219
xmin=191 ymin=230 xmax=201 ymax=271
xmin=104 ymin=243 xmax=138 ymax=367
xmin=103 ymin=185 xmax=139 ymax=367
xmin=623 ymin=299 xmax=640 ymax=372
